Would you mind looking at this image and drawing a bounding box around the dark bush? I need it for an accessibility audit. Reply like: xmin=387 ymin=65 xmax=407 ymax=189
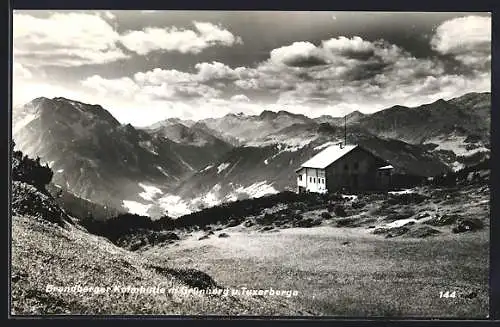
xmin=384 ymin=210 xmax=415 ymax=222
xmin=151 ymin=266 xmax=218 ymax=290
xmin=80 ymin=213 xmax=156 ymax=243
xmin=243 ymin=220 xmax=254 ymax=227
xmin=295 ymin=218 xmax=321 ymax=228
xmin=260 ymin=213 xmax=276 ymax=225
xmin=334 ymin=204 xmax=347 ymax=217
xmin=321 ymin=212 xmax=332 ymax=219
xmin=425 ymin=214 xmax=459 ymax=227
xmin=115 ymin=230 xmax=180 ymax=250
xmin=12 ymin=143 xmax=53 ymax=193
xmin=335 ymin=217 xmax=359 ymax=227
xmin=218 ymin=233 xmax=230 ymax=238
xmin=386 ymin=193 xmax=427 ymax=205
xmin=406 ymin=226 xmax=441 ymax=238
xmin=352 ymin=201 xmax=366 ymax=210
xmin=290 ymin=202 xmax=308 ymax=212
xmin=328 ymin=193 xmax=343 ymax=201
xmin=429 ymin=158 xmax=489 ymax=187
xmin=373 ymin=226 xmax=410 ymax=237
xmin=11 ymin=181 xmax=68 ymax=227
xmin=226 ymin=219 xmax=240 ymax=227
xmin=452 ymin=218 xmax=484 ymax=233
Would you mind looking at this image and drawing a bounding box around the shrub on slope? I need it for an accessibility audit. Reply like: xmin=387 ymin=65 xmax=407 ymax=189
xmin=11 ymin=141 xmax=72 ymax=227
xmin=12 ymin=141 xmax=53 ymax=194
xmin=12 ymin=181 xmax=71 ymax=227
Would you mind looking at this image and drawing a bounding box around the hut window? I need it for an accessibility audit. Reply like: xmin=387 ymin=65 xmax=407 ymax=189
xmin=310 ymin=177 xmax=313 ymax=183
xmin=313 ymin=178 xmax=316 ymax=183
xmin=298 ymin=175 xmax=302 ymax=181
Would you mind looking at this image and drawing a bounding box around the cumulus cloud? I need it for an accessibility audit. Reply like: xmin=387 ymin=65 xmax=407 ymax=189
xmin=14 ymin=12 xmax=243 ymax=68
xmin=13 ymin=12 xmax=128 ymax=67
xmin=132 ymin=62 xmax=252 ymax=87
xmin=229 ymin=30 xmax=491 ymax=114
xmin=20 ymin=12 xmax=491 ymax=122
xmin=13 ymin=62 xmax=33 ymax=79
xmin=230 ymin=94 xmax=250 ymax=102
xmin=81 ymin=75 xmax=139 ymax=97
xmin=134 ymin=68 xmax=196 ymax=85
xmin=431 ymin=15 xmax=491 ymax=69
xmin=235 ymin=35 xmax=444 ymax=103
xmin=195 ymin=61 xmax=242 ymax=81
xmin=120 ymin=21 xmax=243 ymax=55
xmin=322 ymin=36 xmax=375 ymax=58
xmin=270 ymin=42 xmax=329 ymax=67
xmin=82 ymin=64 xmax=225 ymax=102
xmin=104 ymin=11 xmax=116 ymax=20
xmin=267 ymin=36 xmax=377 ymax=69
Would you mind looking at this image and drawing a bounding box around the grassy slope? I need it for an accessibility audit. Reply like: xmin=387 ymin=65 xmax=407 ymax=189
xmin=149 ymin=226 xmax=488 ymax=318
xmin=144 ymin=183 xmax=490 ymax=318
xmin=11 ymin=214 xmax=310 ymax=315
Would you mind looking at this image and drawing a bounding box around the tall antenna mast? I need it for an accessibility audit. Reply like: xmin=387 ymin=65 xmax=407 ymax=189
xmin=344 ymin=114 xmax=347 ymax=146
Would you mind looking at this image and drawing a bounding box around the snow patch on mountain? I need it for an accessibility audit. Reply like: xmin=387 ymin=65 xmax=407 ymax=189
xmin=138 ymin=183 xmax=163 ymax=201
xmin=217 ymin=162 xmax=230 ymax=174
xmin=157 ymin=184 xmax=224 ymax=217
xmin=314 ymin=141 xmax=338 ymax=151
xmin=263 ymin=138 xmax=315 ymax=164
xmin=201 ymin=165 xmax=213 ymax=172
xmin=13 ymin=113 xmax=38 ymax=134
xmin=156 ymin=166 xmax=170 ymax=177
xmin=233 ymin=181 xmax=279 ymax=198
xmin=139 ymin=141 xmax=158 ymax=155
xmin=247 ymin=136 xmax=316 ymax=150
xmin=158 ymin=194 xmax=193 ymax=218
xmin=427 ymin=135 xmax=489 ymax=157
xmin=155 ymin=181 xmax=278 ymax=218
xmin=122 ymin=200 xmax=152 ymax=216
xmin=451 ymin=161 xmax=466 ymax=172
xmin=199 ymin=184 xmax=223 ymax=208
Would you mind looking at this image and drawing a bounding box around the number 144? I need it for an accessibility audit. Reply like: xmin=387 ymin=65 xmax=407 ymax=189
xmin=439 ymin=291 xmax=456 ymax=298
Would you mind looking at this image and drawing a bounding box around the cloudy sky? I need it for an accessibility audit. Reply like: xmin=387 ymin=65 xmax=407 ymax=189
xmin=13 ymin=11 xmax=491 ymax=126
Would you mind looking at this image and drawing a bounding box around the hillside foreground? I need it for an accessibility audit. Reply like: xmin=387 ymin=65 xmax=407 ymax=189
xmin=10 ymin=182 xmax=311 ymax=315
xmin=11 ymin=178 xmax=489 ymax=317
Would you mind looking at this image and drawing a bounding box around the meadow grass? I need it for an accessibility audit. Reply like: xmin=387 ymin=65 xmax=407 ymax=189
xmin=157 ymin=226 xmax=489 ymax=318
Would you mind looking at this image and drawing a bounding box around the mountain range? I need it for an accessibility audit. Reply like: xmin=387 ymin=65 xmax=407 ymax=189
xmin=12 ymin=92 xmax=491 ymax=218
